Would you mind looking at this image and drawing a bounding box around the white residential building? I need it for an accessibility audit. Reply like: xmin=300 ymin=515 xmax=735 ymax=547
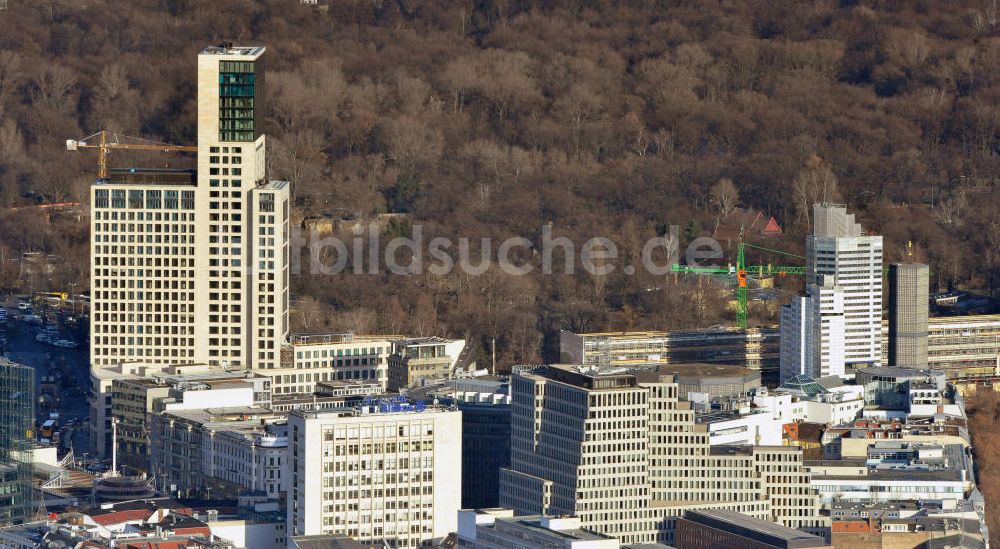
xmin=780 ymin=277 xmax=846 ymax=381
xmin=287 ymin=403 xmax=462 ymax=546
xmin=751 ymin=384 xmax=865 ymax=427
xmin=806 ymin=203 xmax=883 ymax=368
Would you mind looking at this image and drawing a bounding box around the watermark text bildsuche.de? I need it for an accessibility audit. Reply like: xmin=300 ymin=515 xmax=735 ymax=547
xmin=286 ymin=225 xmax=727 ymax=276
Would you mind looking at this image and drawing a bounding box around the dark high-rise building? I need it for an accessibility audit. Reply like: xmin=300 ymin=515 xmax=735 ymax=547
xmin=888 ymin=263 xmax=929 ymax=367
xmin=0 ymin=358 xmax=34 ymax=526
xmin=458 ymin=400 xmax=510 ymax=509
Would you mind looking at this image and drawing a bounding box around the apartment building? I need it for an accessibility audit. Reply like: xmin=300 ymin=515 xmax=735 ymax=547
xmin=498 ymin=365 xmax=828 ymax=546
xmin=287 ymin=333 xmax=403 ymax=393
xmin=287 ymin=403 xmax=462 ymax=546
xmin=804 ymin=204 xmax=883 ymax=368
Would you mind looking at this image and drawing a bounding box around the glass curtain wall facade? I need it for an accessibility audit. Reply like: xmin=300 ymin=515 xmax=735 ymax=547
xmin=0 ymin=359 xmax=34 ymax=526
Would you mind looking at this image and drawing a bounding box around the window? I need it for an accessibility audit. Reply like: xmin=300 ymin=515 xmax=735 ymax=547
xmin=145 ymin=190 xmax=161 ymax=209
xmin=129 ymin=190 xmax=143 ymax=209
xmin=164 ymin=190 xmax=179 ymax=209
xmin=95 ymin=189 xmax=109 ymax=208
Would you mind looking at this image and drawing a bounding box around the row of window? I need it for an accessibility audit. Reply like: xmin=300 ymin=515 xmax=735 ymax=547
xmin=95 ymin=189 xmax=194 ymax=210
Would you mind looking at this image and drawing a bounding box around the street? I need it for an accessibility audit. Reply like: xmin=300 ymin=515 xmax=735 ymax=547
xmin=0 ymin=302 xmax=90 ymax=455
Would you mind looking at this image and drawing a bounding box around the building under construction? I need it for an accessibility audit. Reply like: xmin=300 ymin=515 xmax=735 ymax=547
xmin=560 ymin=327 xmax=780 ymax=383
xmin=0 ymin=358 xmax=34 ymax=526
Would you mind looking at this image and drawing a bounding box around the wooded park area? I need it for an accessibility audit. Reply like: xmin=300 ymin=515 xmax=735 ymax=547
xmin=0 ymin=0 xmax=999 ymax=367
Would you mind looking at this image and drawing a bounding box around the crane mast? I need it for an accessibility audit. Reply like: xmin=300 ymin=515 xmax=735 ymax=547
xmin=671 ymin=240 xmax=805 ymax=329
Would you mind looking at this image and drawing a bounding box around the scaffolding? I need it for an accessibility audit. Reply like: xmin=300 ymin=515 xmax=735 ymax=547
xmin=0 ymin=358 xmax=34 ymax=526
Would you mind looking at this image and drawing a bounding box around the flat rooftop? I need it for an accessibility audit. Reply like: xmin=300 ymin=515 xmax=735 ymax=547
xmin=683 ymin=508 xmax=829 ymax=547
xmin=258 ymin=180 xmax=289 ymax=191
xmin=501 ymin=516 xmax=611 ymax=542
xmin=655 ymin=363 xmax=759 ymax=380
xmin=98 ymin=168 xmax=196 ymax=186
xmin=201 ymin=44 xmax=265 ymax=57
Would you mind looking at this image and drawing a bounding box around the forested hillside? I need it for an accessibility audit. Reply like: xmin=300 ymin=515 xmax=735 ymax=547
xmin=1 ymin=0 xmax=1000 ymax=365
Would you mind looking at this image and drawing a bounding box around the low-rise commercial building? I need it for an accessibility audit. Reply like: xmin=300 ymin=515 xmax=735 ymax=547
xmin=457 ymin=510 xmax=621 ymax=549
xmin=821 ymin=417 xmax=970 ymax=460
xmin=386 ymin=337 xmax=468 ymax=391
xmin=806 ymin=442 xmax=975 ymax=506
xmin=150 ymin=406 xmax=288 ymax=500
xmin=91 ymin=362 xmax=259 ymax=459
xmin=288 ymin=332 xmax=403 ymax=393
xmin=111 ymin=370 xmax=271 ymax=474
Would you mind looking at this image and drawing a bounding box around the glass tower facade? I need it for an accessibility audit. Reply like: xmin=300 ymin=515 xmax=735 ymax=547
xmin=218 ymin=59 xmax=261 ymax=142
xmin=0 ymin=358 xmax=34 ymax=526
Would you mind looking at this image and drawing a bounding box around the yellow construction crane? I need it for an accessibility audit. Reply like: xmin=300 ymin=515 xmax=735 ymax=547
xmin=66 ymin=130 xmax=197 ymax=179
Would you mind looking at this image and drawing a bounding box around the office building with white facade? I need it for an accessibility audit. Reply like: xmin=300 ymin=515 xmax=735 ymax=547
xmin=805 ymin=204 xmax=883 ymax=368
xmin=780 ymin=277 xmax=846 ymax=381
xmin=287 ymin=403 xmax=462 ymax=547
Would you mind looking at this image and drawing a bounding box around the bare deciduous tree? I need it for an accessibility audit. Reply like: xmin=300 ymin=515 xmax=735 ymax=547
xmin=710 ymin=177 xmax=740 ymax=218
xmin=792 ymin=155 xmax=841 ymax=232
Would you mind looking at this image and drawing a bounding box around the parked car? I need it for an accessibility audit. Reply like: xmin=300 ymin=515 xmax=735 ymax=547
xmin=86 ymin=463 xmax=109 ymax=474
xmin=17 ymin=302 xmax=31 ymax=311
xmin=36 ymin=333 xmax=56 ymax=344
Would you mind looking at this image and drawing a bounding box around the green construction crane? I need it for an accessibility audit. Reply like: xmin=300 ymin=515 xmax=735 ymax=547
xmin=671 ymin=241 xmax=805 ymax=329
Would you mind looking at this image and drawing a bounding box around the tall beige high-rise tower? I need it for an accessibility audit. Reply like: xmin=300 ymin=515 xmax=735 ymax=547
xmin=90 ymin=45 xmax=289 ymax=375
